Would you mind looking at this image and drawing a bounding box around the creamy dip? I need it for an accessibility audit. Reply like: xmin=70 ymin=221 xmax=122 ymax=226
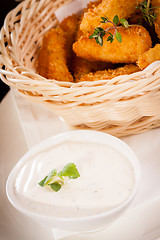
xmin=13 ymin=139 xmax=135 ymax=218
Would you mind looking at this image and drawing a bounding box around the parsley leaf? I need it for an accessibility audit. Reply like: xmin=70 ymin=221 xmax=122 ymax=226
xmin=38 ymin=169 xmax=57 ymax=187
xmin=59 ymin=163 xmax=80 ymax=179
xmin=38 ymin=176 xmax=48 ymax=187
xmin=38 ymin=162 xmax=80 ymax=192
xmin=49 ymin=182 xmax=61 ymax=192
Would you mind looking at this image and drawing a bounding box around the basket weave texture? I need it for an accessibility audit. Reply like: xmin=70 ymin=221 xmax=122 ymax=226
xmin=1 ymin=0 xmax=160 ymax=137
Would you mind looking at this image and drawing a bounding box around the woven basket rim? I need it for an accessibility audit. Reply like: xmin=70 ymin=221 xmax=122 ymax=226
xmin=0 ymin=0 xmax=160 ymax=90
xmin=1 ymin=0 xmax=160 ymax=137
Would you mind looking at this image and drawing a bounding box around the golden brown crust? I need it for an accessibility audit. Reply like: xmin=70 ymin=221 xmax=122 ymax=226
xmin=37 ymin=27 xmax=73 ymax=82
xmin=127 ymin=9 xmax=142 ymax=25
xmin=80 ymin=0 xmax=142 ymax=34
xmin=84 ymin=0 xmax=102 ymax=12
xmin=72 ymin=10 xmax=115 ymax=81
xmin=60 ymin=14 xmax=80 ymax=65
xmin=60 ymin=14 xmax=80 ymax=38
xmin=72 ymin=57 xmax=96 ymax=80
xmin=78 ymin=64 xmax=140 ymax=82
xmin=152 ymin=0 xmax=160 ymax=40
xmin=137 ymin=44 xmax=160 ymax=69
xmin=72 ymin=56 xmax=115 ymax=81
xmin=76 ymin=1 xmax=103 ymax=39
xmin=73 ymin=25 xmax=152 ymax=64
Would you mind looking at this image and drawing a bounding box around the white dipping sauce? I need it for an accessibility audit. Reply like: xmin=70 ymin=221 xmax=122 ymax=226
xmin=14 ymin=139 xmax=135 ymax=218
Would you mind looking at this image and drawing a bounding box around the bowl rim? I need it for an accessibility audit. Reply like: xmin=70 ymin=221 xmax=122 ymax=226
xmin=6 ymin=130 xmax=141 ymax=224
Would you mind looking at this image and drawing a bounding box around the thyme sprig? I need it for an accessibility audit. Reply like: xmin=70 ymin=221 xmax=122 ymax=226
xmin=89 ymin=15 xmax=129 ymax=46
xmin=136 ymin=0 xmax=157 ymax=26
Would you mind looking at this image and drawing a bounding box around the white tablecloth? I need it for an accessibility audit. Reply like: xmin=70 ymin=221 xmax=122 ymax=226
xmin=1 ymin=90 xmax=160 ymax=240
xmin=1 ymin=0 xmax=160 ymax=239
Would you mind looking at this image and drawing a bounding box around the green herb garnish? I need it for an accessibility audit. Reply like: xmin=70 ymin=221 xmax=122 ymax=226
xmin=136 ymin=0 xmax=157 ymax=26
xmin=57 ymin=162 xmax=80 ymax=179
xmin=49 ymin=182 xmax=62 ymax=192
xmin=89 ymin=15 xmax=129 ymax=46
xmin=38 ymin=162 xmax=80 ymax=192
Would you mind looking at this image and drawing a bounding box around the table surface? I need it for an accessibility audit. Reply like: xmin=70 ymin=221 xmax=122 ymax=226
xmin=1 ymin=0 xmax=160 ymax=239
xmin=1 ymin=90 xmax=160 ymax=240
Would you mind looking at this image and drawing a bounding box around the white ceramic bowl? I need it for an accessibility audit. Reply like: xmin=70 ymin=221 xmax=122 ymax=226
xmin=6 ymin=130 xmax=140 ymax=233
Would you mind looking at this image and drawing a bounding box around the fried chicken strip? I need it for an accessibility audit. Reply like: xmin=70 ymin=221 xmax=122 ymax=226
xmin=73 ymin=25 xmax=152 ymax=64
xmin=152 ymin=0 xmax=160 ymax=40
xmin=78 ymin=64 xmax=140 ymax=82
xmin=60 ymin=14 xmax=80 ymax=66
xmin=38 ymin=14 xmax=81 ymax=81
xmin=84 ymin=0 xmax=102 ymax=11
xmin=127 ymin=9 xmax=142 ymax=25
xmin=71 ymin=10 xmax=114 ymax=81
xmin=60 ymin=14 xmax=80 ymax=44
xmin=37 ymin=27 xmax=73 ymax=81
xmin=72 ymin=56 xmax=115 ymax=80
xmin=80 ymin=0 xmax=142 ymax=34
xmin=59 ymin=13 xmax=111 ymax=81
xmin=137 ymin=44 xmax=160 ymax=69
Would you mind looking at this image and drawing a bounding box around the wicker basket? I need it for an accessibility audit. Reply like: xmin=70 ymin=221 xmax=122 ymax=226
xmin=1 ymin=0 xmax=160 ymax=137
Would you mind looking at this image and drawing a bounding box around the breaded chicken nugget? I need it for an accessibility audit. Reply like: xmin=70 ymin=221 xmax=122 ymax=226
xmin=84 ymin=0 xmax=102 ymax=12
xmin=75 ymin=1 xmax=103 ymax=40
xmin=137 ymin=44 xmax=160 ymax=69
xmin=80 ymin=0 xmax=142 ymax=34
xmin=127 ymin=9 xmax=142 ymax=25
xmin=72 ymin=56 xmax=115 ymax=80
xmin=152 ymin=0 xmax=160 ymax=40
xmin=60 ymin=13 xmax=111 ymax=81
xmin=78 ymin=64 xmax=140 ymax=82
xmin=60 ymin=14 xmax=80 ymax=64
xmin=72 ymin=11 xmax=114 ymax=81
xmin=73 ymin=25 xmax=152 ymax=64
xmin=72 ymin=57 xmax=97 ymax=80
xmin=60 ymin=14 xmax=80 ymax=41
xmin=37 ymin=27 xmax=73 ymax=81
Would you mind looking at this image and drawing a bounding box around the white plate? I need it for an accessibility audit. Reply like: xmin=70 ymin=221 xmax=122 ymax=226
xmin=1 ymin=0 xmax=160 ymax=239
xmin=1 ymin=91 xmax=160 ymax=240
